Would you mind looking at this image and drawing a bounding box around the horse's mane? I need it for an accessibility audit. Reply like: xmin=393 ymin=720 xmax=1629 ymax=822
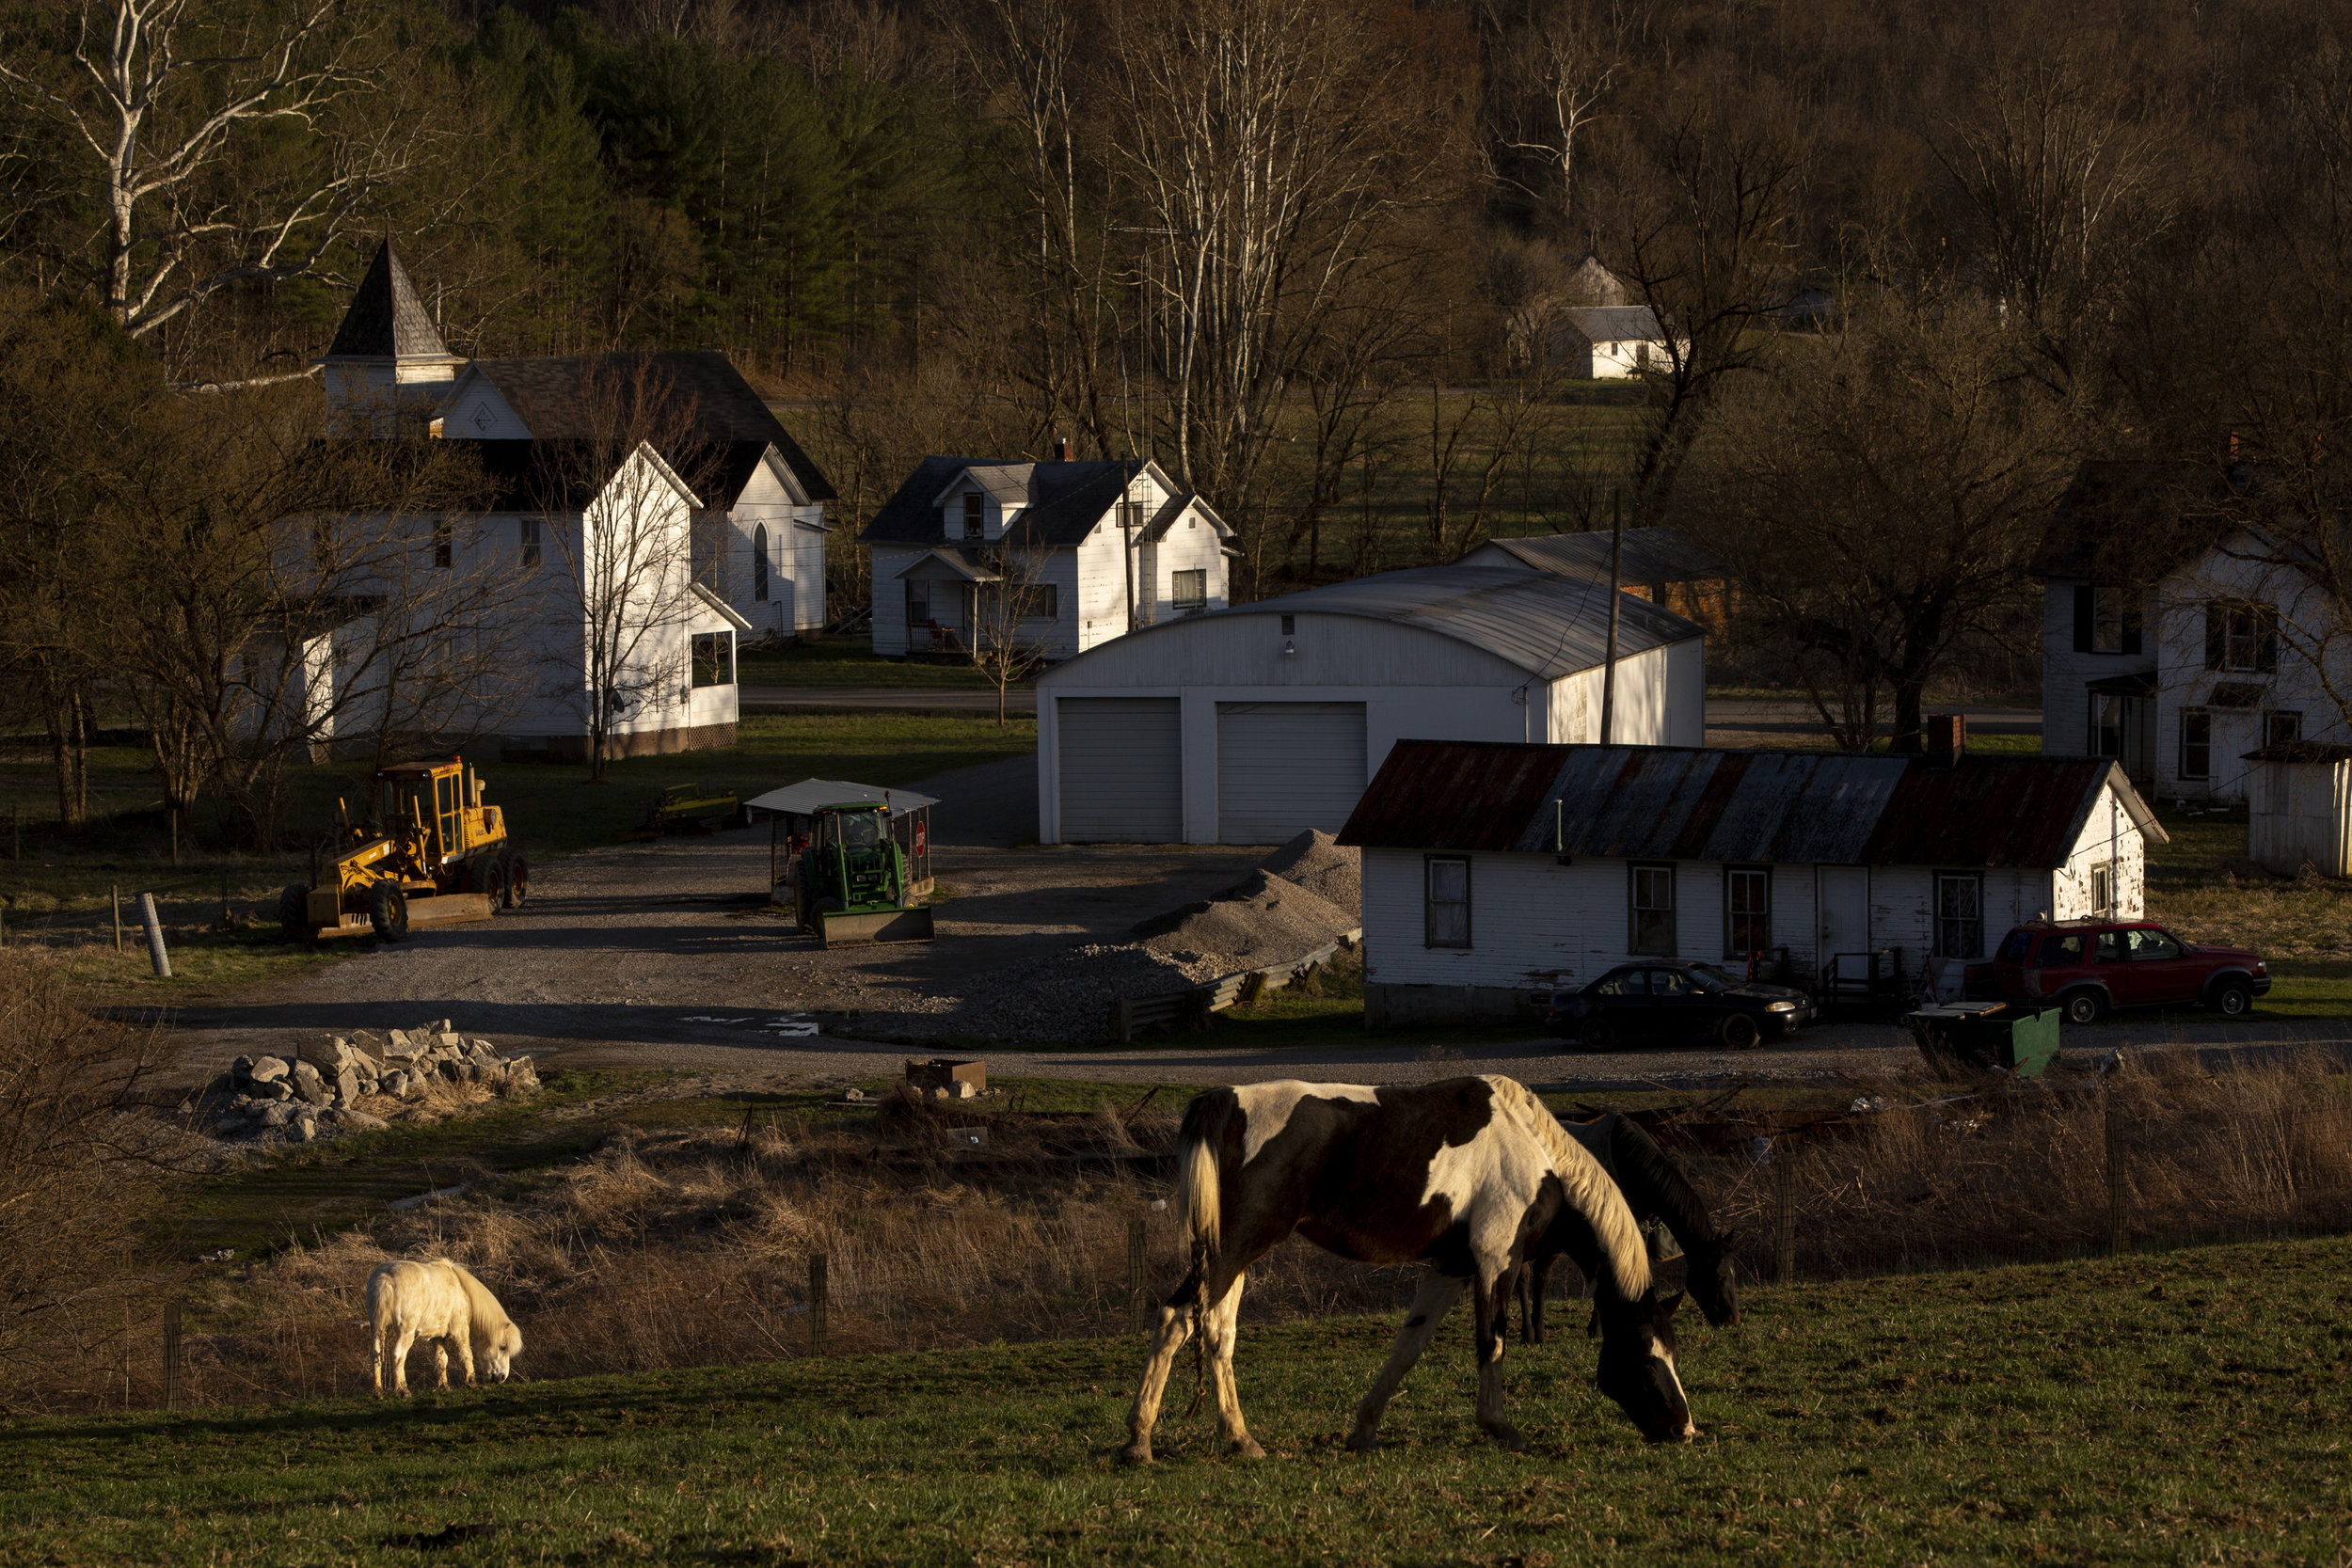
xmin=1485 ymin=1077 xmax=1651 ymax=1299
xmin=1605 ymin=1115 xmax=1719 ymax=1249
xmin=444 ymin=1259 xmax=513 ymax=1332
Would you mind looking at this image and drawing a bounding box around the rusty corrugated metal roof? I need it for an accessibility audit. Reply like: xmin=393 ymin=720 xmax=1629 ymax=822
xmin=1338 ymin=740 xmax=2165 ymax=866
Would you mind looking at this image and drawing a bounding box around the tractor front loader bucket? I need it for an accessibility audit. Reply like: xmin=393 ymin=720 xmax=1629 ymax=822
xmin=817 ymin=904 xmax=935 ymax=948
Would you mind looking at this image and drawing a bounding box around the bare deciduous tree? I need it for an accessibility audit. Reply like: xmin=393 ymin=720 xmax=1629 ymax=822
xmin=1687 ymin=294 xmax=2070 ymax=752
xmin=0 ymin=0 xmax=443 ymax=343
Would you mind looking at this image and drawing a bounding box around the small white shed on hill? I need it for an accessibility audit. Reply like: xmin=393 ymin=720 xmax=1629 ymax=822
xmin=1032 ymin=563 xmax=1706 ymax=846
xmin=2246 ymin=742 xmax=2352 ymax=877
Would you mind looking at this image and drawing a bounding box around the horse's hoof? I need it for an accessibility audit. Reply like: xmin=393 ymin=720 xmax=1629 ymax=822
xmin=1484 ymin=1422 xmax=1528 ymax=1452
xmin=1232 ymin=1437 xmax=1265 ymax=1460
xmin=1344 ymin=1430 xmax=1379 ymax=1453
xmin=1118 ymin=1442 xmax=1154 ymax=1465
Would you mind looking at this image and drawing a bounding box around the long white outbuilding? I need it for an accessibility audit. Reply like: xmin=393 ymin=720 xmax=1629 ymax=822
xmin=1032 ymin=564 xmax=1707 ymax=845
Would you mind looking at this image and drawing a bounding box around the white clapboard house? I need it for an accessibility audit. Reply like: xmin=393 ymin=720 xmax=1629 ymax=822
xmin=1336 ymin=721 xmax=2165 ymax=1025
xmin=1034 ymin=563 xmax=1707 ymax=846
xmin=2036 ymin=460 xmax=2351 ymax=803
xmin=861 ymin=453 xmax=1232 ymax=659
xmin=292 ymin=241 xmax=832 ymax=761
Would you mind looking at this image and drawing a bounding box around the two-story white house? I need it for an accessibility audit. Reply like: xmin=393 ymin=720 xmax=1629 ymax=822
xmin=293 ymin=240 xmax=829 ymax=761
xmin=861 ymin=453 xmax=1232 ymax=658
xmin=2035 ymin=461 xmax=2346 ymax=804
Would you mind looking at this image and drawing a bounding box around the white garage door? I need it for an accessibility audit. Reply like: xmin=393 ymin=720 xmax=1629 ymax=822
xmin=1216 ymin=701 xmax=1368 ymax=845
xmin=1057 ymin=697 xmax=1183 ymax=842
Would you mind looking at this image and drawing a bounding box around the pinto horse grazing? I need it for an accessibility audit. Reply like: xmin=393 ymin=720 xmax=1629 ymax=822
xmin=1121 ymin=1076 xmax=1694 ymax=1463
xmin=1517 ymin=1112 xmax=1742 ymax=1343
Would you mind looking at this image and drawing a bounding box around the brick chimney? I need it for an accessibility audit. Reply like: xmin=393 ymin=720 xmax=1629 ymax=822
xmin=1925 ymin=713 xmax=1966 ymax=766
xmin=1053 ymin=436 xmax=1072 ymax=461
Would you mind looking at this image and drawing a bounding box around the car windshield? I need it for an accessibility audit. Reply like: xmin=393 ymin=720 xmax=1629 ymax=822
xmin=1682 ymin=964 xmax=1738 ymax=992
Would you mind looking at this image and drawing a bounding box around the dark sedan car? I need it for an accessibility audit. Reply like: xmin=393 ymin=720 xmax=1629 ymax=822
xmin=1545 ymin=961 xmax=1817 ymax=1051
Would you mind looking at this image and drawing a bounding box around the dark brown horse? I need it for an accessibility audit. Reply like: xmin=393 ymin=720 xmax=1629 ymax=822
xmin=1121 ymin=1076 xmax=1694 ymax=1462
xmin=1517 ymin=1112 xmax=1742 ymax=1343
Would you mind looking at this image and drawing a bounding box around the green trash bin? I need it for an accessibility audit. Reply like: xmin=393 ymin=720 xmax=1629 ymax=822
xmin=1905 ymin=1004 xmax=2061 ymax=1077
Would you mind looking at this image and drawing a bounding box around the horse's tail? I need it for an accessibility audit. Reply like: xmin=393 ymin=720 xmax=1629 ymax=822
xmin=1172 ymin=1087 xmax=1237 ymax=1265
xmin=365 ymin=1263 xmax=398 ymax=1338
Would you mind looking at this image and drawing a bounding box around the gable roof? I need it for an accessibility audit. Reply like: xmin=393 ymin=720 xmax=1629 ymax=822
xmin=1562 ymin=306 xmax=1664 ymax=344
xmin=1338 ymin=739 xmax=2164 ymax=867
xmin=324 ymin=242 xmax=455 ymax=362
xmin=464 ymin=437 xmax=701 ymax=513
xmin=453 ymin=352 xmax=834 ymax=506
xmin=1470 ymin=528 xmax=1721 ymax=584
xmin=862 ymin=457 xmax=1221 ymax=549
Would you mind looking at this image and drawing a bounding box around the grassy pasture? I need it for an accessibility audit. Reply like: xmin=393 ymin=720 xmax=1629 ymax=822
xmin=5 ymin=1235 xmax=2348 ymax=1564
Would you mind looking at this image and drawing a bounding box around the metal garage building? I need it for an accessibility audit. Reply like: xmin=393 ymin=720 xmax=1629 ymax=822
xmin=1034 ymin=564 xmax=1707 ymax=845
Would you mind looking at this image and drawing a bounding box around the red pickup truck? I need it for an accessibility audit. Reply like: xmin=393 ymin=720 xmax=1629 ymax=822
xmin=1985 ymin=919 xmax=2269 ymax=1025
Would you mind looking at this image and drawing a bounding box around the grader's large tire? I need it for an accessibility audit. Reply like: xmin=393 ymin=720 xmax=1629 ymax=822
xmin=368 ymin=880 xmax=410 ymax=942
xmin=278 ymin=885 xmax=312 ymax=944
xmin=505 ymin=855 xmax=529 ymax=909
xmin=478 ymin=859 xmax=508 ymax=913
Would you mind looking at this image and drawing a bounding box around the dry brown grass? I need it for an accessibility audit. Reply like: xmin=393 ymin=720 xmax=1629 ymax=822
xmin=72 ymin=1058 xmax=2352 ymax=1413
xmin=167 ymin=1099 xmax=1421 ymax=1408
xmin=1701 ymin=1054 xmax=2352 ymax=1282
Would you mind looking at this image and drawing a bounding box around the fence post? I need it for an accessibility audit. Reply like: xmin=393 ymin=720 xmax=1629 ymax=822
xmin=1129 ymin=1216 xmax=1148 ymax=1335
xmin=113 ymin=885 xmax=123 ymax=955
xmin=1111 ymin=997 xmax=1134 ymax=1044
xmin=138 ymin=894 xmax=171 ymax=979
xmin=808 ymin=1253 xmax=828 ymax=1357
xmin=163 ymin=1301 xmax=182 ymax=1411
xmin=218 ymin=872 xmax=230 ymax=932
xmin=169 ymin=808 xmax=178 ymax=866
xmin=2106 ymin=1099 xmax=2130 ymax=1256
xmin=1773 ymin=1143 xmax=1798 ymax=1282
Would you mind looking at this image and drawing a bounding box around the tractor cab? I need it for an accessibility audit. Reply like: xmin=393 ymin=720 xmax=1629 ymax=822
xmin=371 ymin=760 xmax=505 ymax=866
xmin=796 ymin=802 xmax=933 ymax=947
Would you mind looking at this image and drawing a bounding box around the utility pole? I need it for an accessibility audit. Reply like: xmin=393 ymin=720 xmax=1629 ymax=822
xmin=1597 ymin=490 xmax=1625 ymax=744
xmin=1120 ymin=495 xmax=1138 ymax=635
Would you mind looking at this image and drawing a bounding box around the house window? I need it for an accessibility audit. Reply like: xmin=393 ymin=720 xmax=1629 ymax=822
xmin=1724 ymin=866 xmax=1770 ymax=958
xmin=907 ymin=578 xmax=932 ymax=628
xmin=691 ymin=632 xmax=735 ymax=689
xmin=432 ymin=519 xmax=453 ymax=569
xmin=1280 ymin=614 xmax=1295 ymax=635
xmin=753 ymin=524 xmax=770 ymax=602
xmin=1629 ymin=863 xmax=1676 ymax=956
xmin=2265 ymin=710 xmax=2302 ymax=748
xmin=2089 ymin=863 xmax=2114 ymax=918
xmin=962 ymin=493 xmax=984 ymax=540
xmin=517 ymin=517 xmax=541 ymax=570
xmin=2205 ymin=601 xmax=2280 ymax=673
xmin=2178 ymin=709 xmax=2210 ymax=779
xmin=1425 ymin=857 xmax=1470 ymax=949
xmin=1935 ymin=872 xmax=1984 ymax=958
xmin=1117 ymin=499 xmax=1145 ymax=533
xmin=2073 ymin=585 xmax=2142 ymax=654
xmin=1172 ymin=569 xmax=1208 ymax=615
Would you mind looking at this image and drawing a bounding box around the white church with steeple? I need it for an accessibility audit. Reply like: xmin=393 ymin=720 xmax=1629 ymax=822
xmin=301 ymin=241 xmax=834 ymax=762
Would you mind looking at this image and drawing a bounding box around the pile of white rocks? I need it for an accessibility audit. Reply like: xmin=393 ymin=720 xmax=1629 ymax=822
xmin=214 ymin=1019 xmax=541 ymax=1143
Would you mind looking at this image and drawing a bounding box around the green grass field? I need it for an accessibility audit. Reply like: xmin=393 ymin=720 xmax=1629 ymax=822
xmin=6 ymin=1235 xmax=2346 ymax=1563
xmin=735 ymin=634 xmax=1008 ymax=690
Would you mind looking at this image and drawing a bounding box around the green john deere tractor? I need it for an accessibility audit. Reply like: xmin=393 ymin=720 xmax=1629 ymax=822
xmin=795 ymin=801 xmax=935 ymax=947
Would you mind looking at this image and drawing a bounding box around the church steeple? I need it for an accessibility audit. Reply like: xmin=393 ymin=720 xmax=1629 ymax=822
xmin=318 ymin=240 xmax=465 ymax=421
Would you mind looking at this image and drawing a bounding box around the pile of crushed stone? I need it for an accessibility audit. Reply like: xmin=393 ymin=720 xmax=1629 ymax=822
xmin=1131 ymin=868 xmax=1357 ymax=971
xmin=1256 ymin=829 xmax=1361 ymax=917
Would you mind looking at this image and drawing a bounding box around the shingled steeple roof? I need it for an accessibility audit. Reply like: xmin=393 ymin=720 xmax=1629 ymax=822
xmin=324 ymin=241 xmax=453 ymax=361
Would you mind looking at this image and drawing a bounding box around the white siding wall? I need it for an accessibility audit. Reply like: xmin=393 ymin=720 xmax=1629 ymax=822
xmin=1538 ymin=642 xmax=1701 ymax=745
xmin=1362 ymin=847 xmax=2076 ymax=997
xmin=439 ymin=378 xmax=529 ymax=438
xmin=715 ymin=461 xmax=825 ymax=637
xmin=2149 ymin=546 xmax=2346 ymax=803
xmin=2052 ymin=782 xmax=2150 ymax=919
xmin=869 ymin=545 xmax=919 ymax=654
xmin=2248 ymin=759 xmax=2352 ymax=877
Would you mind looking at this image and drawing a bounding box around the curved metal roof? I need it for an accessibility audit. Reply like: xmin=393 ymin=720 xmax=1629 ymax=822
xmin=1217 ymin=565 xmax=1705 ymax=678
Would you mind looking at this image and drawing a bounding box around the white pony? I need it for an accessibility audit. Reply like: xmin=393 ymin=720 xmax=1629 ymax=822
xmin=366 ymin=1259 xmax=524 ymax=1398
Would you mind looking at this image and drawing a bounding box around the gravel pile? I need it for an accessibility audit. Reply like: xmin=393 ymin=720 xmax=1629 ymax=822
xmin=1131 ymin=869 xmax=1358 ymax=970
xmin=1256 ymin=829 xmax=1362 ymax=917
xmin=212 ymin=1019 xmax=540 ymax=1144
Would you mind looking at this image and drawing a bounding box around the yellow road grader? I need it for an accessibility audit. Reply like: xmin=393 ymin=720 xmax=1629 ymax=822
xmin=279 ymin=758 xmax=527 ymax=942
